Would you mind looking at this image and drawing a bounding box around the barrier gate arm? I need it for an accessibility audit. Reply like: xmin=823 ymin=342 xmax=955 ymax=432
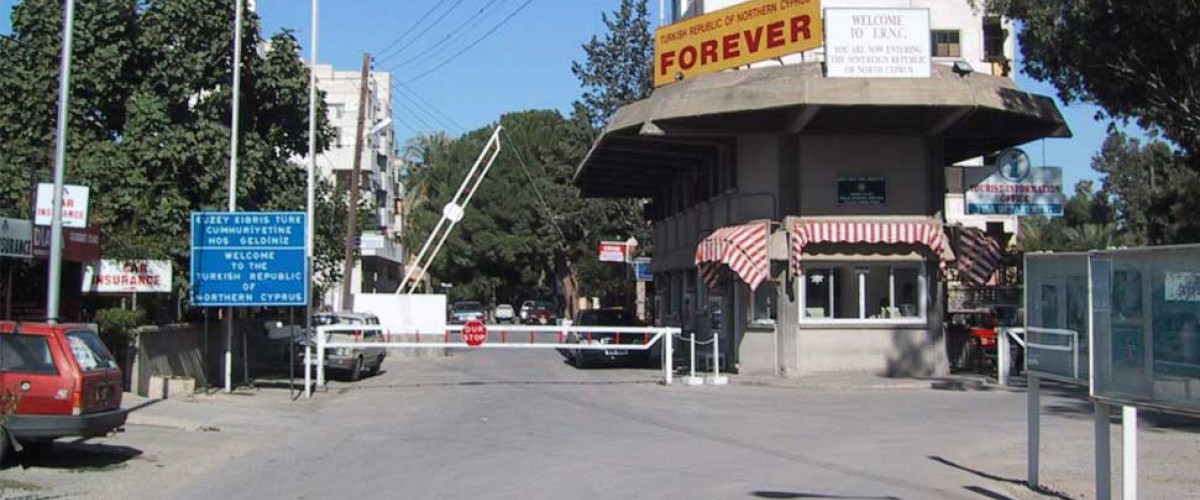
xmin=400 ymin=125 xmax=504 ymax=294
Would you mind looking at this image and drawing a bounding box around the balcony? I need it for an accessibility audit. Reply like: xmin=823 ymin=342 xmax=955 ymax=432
xmin=359 ymin=231 xmax=404 ymax=264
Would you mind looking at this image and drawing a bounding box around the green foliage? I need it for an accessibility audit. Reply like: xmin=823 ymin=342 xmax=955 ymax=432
xmin=1019 ymin=181 xmax=1128 ymax=252
xmin=570 ymin=0 xmax=655 ymax=130
xmin=994 ymin=0 xmax=1200 ymax=162
xmin=404 ymin=110 xmax=648 ymax=309
xmin=1092 ymin=130 xmax=1200 ymax=245
xmin=0 ymin=0 xmax=342 ymax=305
xmin=94 ymin=306 xmax=145 ymax=365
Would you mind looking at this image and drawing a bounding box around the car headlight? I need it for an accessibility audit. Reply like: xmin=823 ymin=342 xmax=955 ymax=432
xmin=335 ymin=348 xmax=352 ymax=356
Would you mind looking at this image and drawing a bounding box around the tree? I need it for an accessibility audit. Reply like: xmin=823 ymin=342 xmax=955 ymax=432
xmin=1091 ymin=130 xmax=1200 ymax=245
xmin=570 ymin=0 xmax=655 ymax=130
xmin=985 ymin=0 xmax=1200 ymax=164
xmin=0 ymin=0 xmax=341 ymax=307
xmin=1018 ymin=181 xmax=1129 ymax=252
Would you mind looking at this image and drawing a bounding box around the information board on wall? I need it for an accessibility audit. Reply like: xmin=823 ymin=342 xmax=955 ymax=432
xmin=824 ymin=8 xmax=931 ymax=78
xmin=837 ymin=177 xmax=886 ymax=205
xmin=190 ymin=212 xmax=307 ymax=307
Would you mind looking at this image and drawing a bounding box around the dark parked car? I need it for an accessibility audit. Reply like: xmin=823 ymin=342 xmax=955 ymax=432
xmin=565 ymin=308 xmax=655 ymax=368
xmin=1 ymin=322 xmax=126 ymax=462
xmin=449 ymin=301 xmax=487 ymax=324
xmin=520 ymin=300 xmax=557 ymax=324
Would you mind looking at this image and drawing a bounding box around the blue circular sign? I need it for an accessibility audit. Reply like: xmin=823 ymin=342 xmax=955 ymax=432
xmin=996 ymin=148 xmax=1031 ymax=183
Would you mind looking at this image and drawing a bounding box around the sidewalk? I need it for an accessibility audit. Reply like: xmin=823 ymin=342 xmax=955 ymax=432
xmin=730 ymin=370 xmax=1015 ymax=391
xmin=121 ymin=384 xmax=319 ymax=433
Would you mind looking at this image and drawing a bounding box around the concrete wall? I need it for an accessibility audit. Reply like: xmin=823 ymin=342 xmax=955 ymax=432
xmin=798 ymin=135 xmax=931 ymax=216
xmin=795 ymin=325 xmax=945 ymax=376
xmin=133 ymin=324 xmax=208 ymax=397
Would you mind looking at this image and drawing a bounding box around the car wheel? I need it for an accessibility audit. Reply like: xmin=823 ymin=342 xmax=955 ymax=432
xmin=964 ymin=340 xmax=982 ymax=374
xmin=0 ymin=427 xmax=9 ymax=467
xmin=349 ymin=356 xmax=363 ymax=382
xmin=574 ymin=349 xmax=588 ymax=369
xmin=369 ymin=354 xmax=385 ymax=376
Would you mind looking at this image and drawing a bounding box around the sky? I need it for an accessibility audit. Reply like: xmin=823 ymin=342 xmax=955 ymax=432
xmin=2 ymin=0 xmax=1118 ymax=189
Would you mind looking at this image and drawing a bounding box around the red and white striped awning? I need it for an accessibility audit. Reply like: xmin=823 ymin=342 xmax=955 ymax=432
xmin=790 ymin=221 xmax=945 ymax=273
xmin=695 ymin=221 xmax=771 ymax=291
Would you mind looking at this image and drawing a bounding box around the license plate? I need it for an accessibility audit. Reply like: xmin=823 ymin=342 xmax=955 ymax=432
xmin=604 ymin=349 xmax=628 ymax=356
xmin=95 ymin=386 xmax=111 ymax=401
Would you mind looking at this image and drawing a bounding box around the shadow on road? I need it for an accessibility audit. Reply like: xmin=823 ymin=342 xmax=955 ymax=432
xmin=16 ymin=441 xmax=142 ymax=471
xmin=751 ymin=490 xmax=900 ymax=499
xmin=927 ymin=455 xmax=1077 ymax=500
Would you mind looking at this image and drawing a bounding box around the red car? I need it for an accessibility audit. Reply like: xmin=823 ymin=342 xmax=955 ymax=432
xmin=947 ymin=309 xmax=1023 ymax=374
xmin=0 ymin=322 xmax=126 ymax=462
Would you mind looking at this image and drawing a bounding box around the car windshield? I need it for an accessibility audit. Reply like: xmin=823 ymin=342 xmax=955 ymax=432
xmin=575 ymin=310 xmax=636 ymax=326
xmin=453 ymin=302 xmax=483 ymax=312
xmin=313 ymin=315 xmax=360 ymax=326
xmin=66 ymin=330 xmax=119 ymax=371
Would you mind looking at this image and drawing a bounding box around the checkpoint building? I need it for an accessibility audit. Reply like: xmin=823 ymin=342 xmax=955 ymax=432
xmin=574 ymin=0 xmax=1071 ymax=377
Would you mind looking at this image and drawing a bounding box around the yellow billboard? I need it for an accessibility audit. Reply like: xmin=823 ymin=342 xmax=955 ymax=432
xmin=654 ymin=0 xmax=823 ymax=87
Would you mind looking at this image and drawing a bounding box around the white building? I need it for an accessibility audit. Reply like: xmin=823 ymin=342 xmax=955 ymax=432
xmin=675 ymin=0 xmax=1022 ymax=239
xmin=301 ymin=64 xmax=405 ymax=311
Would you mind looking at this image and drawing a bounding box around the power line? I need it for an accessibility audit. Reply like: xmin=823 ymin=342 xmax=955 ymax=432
xmin=501 ymin=127 xmax=569 ymax=248
xmin=396 ymin=83 xmax=467 ymax=132
xmin=387 ymin=0 xmax=509 ymax=71
xmin=374 ymin=1 xmax=446 ymax=63
xmin=390 ymin=91 xmax=440 ymax=132
xmin=401 ymin=0 xmax=535 ymax=85
xmin=391 ymin=86 xmax=456 ymax=133
xmin=376 ymin=0 xmax=472 ymax=67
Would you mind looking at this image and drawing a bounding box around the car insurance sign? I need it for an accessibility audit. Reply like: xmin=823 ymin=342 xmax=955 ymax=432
xmin=35 ymin=183 xmax=90 ymax=228
xmin=190 ymin=212 xmax=307 ymax=307
xmin=83 ymin=260 xmax=173 ymax=293
xmin=0 ymin=218 xmax=33 ymax=258
xmin=598 ymin=241 xmax=629 ymax=263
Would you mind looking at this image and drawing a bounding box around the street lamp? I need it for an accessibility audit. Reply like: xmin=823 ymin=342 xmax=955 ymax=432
xmin=46 ymin=0 xmax=78 ymax=324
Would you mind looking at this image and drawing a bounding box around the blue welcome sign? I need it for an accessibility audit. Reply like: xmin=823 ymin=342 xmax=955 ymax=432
xmin=190 ymin=212 xmax=307 ymax=307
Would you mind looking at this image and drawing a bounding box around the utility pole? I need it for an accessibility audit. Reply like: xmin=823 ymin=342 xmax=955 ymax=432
xmin=341 ymin=53 xmax=371 ymax=311
xmin=46 ymin=0 xmax=77 ymax=324
xmin=224 ymin=0 xmax=246 ymax=393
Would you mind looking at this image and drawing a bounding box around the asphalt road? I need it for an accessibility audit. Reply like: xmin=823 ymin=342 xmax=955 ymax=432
xmin=5 ymin=350 xmax=1200 ymax=499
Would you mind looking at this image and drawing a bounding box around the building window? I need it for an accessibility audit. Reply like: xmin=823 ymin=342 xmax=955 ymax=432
xmin=333 ymin=127 xmax=344 ymax=148
xmin=799 ymin=263 xmax=927 ymax=324
xmin=983 ymin=18 xmax=1006 ymax=61
xmin=676 ymin=0 xmax=703 ymax=22
xmin=931 ymin=30 xmax=961 ymax=58
xmin=751 ymin=281 xmax=777 ymax=324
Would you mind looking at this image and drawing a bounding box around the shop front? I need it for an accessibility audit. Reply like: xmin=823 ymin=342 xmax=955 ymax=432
xmin=575 ymin=61 xmax=1069 ymax=377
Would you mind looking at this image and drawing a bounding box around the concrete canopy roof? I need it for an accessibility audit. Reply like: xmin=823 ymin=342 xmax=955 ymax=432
xmin=575 ymin=62 xmax=1071 ymax=198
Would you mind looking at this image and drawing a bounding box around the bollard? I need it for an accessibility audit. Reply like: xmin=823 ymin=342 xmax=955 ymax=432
xmin=316 ymin=328 xmax=326 ymax=387
xmin=304 ymin=344 xmax=312 ymax=398
xmin=683 ymin=333 xmax=703 ymax=386
xmin=706 ymin=334 xmax=728 ymax=385
xmin=662 ymin=329 xmax=673 ymax=385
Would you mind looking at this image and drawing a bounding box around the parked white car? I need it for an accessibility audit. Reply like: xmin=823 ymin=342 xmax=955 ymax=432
xmin=494 ymin=304 xmax=515 ymax=323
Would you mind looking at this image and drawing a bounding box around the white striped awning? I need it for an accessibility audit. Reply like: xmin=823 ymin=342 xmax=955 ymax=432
xmin=695 ymin=221 xmax=771 ymax=291
xmin=790 ymin=221 xmax=945 ymax=273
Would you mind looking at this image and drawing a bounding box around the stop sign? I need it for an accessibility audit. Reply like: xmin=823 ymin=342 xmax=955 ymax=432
xmin=462 ymin=320 xmax=487 ymax=347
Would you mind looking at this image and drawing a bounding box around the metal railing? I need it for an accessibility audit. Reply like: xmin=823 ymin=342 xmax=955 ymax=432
xmin=303 ymin=323 xmax=681 ymax=397
xmin=997 ymin=326 xmax=1084 ymax=386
